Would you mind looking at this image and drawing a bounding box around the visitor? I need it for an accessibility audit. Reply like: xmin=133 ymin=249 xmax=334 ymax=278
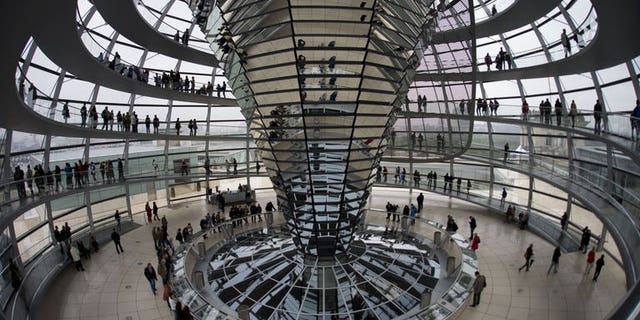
xmin=631 ymin=100 xmax=640 ymax=139
xmin=503 ymin=142 xmax=509 ymax=163
xmin=518 ymin=244 xmax=534 ymax=272
xmin=471 ymin=233 xmax=480 ymax=252
xmin=468 ymin=216 xmax=476 ymax=240
xmin=484 ymin=53 xmax=491 ymax=71
xmin=521 ymin=99 xmax=529 ymax=121
xmin=584 ymin=248 xmax=596 ymax=275
xmin=70 ymin=245 xmax=85 ymax=272
xmin=114 ymin=210 xmax=121 ymax=231
xmin=593 ymin=100 xmax=602 ymax=134
xmin=579 ymin=226 xmax=591 ymax=253
xmin=417 ymin=193 xmax=424 ymax=212
xmin=569 ymin=100 xmax=577 ymax=128
xmin=500 ymin=187 xmax=507 ymax=208
xmin=111 ymin=228 xmax=124 ymax=254
xmin=561 ymin=29 xmax=571 ymax=57
xmin=547 ymin=246 xmax=561 ymax=275
xmin=470 ymin=271 xmax=486 ymax=307
xmin=554 ymin=99 xmax=563 ymax=126
xmin=560 ymin=212 xmax=568 ymax=231
xmin=592 ymin=255 xmax=605 ymax=281
xmin=144 ymin=263 xmax=158 ymax=294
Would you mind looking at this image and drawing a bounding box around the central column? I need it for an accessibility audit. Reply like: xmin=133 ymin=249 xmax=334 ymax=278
xmin=211 ymin=0 xmax=436 ymax=255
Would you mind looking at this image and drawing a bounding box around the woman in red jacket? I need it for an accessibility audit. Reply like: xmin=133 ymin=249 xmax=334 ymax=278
xmin=471 ymin=233 xmax=480 ymax=251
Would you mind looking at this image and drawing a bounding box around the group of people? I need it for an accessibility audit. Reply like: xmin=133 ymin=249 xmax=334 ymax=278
xmin=71 ymin=102 xmax=164 ymax=135
xmin=138 ymin=207 xmax=196 ymax=319
xmin=536 ymin=98 xmax=565 ymax=126
xmin=517 ymin=243 xmax=606 ymax=281
xmin=173 ymin=29 xmax=190 ymax=46
xmin=97 ymin=51 xmax=150 ymax=84
xmin=383 ymin=201 xmax=418 ymax=234
xmin=228 ymin=202 xmax=266 ymax=227
xmin=53 ymin=222 xmax=99 ymax=272
xmin=12 ymin=159 xmax=126 ymax=200
xmin=519 ymin=98 xmax=617 ymax=135
xmin=484 ymin=47 xmax=512 ymax=71
xmin=475 ymin=98 xmax=500 ymax=116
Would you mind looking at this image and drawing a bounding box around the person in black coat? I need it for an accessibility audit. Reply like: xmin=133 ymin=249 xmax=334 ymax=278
xmin=111 ymin=228 xmax=124 ymax=254
xmin=144 ymin=263 xmax=158 ymax=294
xmin=593 ymin=255 xmax=605 ymax=281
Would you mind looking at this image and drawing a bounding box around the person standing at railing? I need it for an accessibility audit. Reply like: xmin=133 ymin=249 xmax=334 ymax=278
xmin=569 ymin=100 xmax=578 ymax=128
xmin=503 ymin=142 xmax=509 ymax=163
xmin=175 ymin=118 xmax=181 ymax=135
xmin=114 ymin=210 xmax=121 ymax=232
xmin=54 ymin=165 xmax=62 ymax=190
xmin=153 ymin=115 xmax=160 ymax=134
xmin=145 ymin=115 xmax=151 ymax=134
xmin=521 ymin=99 xmax=529 ymax=121
xmin=593 ymin=100 xmax=603 ymax=135
xmin=561 ymin=29 xmax=571 ymax=57
xmin=62 ymin=102 xmax=70 ymax=123
xmin=484 ymin=53 xmax=492 ymax=71
xmin=631 ymin=100 xmax=640 ymax=140
xmin=80 ymin=104 xmax=87 ymax=128
xmin=27 ymin=84 xmax=36 ymax=108
xmin=554 ymin=99 xmax=563 ymax=126
xmin=505 ymin=53 xmax=512 ymax=70
xmin=25 ymin=165 xmax=34 ymax=196
xmin=500 ymin=187 xmax=507 ymax=208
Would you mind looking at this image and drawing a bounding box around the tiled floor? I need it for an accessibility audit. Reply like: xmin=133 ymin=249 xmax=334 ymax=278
xmin=38 ymin=188 xmax=627 ymax=320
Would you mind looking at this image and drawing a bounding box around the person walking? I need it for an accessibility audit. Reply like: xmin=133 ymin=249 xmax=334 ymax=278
xmin=144 ymin=263 xmax=158 ymax=295
xmin=111 ymin=228 xmax=124 ymax=254
xmin=471 ymin=233 xmax=480 ymax=252
xmin=70 ymin=245 xmax=85 ymax=271
xmin=470 ymin=271 xmax=486 ymax=307
xmin=585 ymin=248 xmax=596 ymax=275
xmin=518 ymin=244 xmax=535 ymax=272
xmin=593 ymin=255 xmax=605 ymax=281
xmin=547 ymin=246 xmax=562 ymax=275
xmin=468 ymin=216 xmax=477 ymax=240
